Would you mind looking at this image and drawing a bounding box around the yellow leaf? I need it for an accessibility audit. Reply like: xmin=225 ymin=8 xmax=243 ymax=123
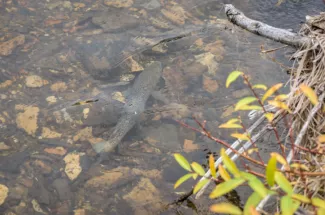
xmin=210 ymin=203 xmax=242 ymax=215
xmin=226 ymin=71 xmax=243 ymax=88
xmin=250 ymin=206 xmax=260 ymax=215
xmin=247 ymin=148 xmax=258 ymax=154
xmin=317 ymin=135 xmax=325 ymax=143
xmin=226 ymin=118 xmax=240 ymax=124
xmin=231 ymin=133 xmax=250 ymax=141
xmin=193 ymin=179 xmax=209 ymax=194
xmin=299 ymin=84 xmax=318 ymax=105
xmin=218 ymin=164 xmax=231 ymax=181
xmin=235 ymin=97 xmax=257 ymax=111
xmin=264 ymin=113 xmax=274 ymax=122
xmin=221 ymin=148 xmax=240 ymax=177
xmin=219 ymin=123 xmax=242 ymax=129
xmin=291 ymin=194 xmax=310 ymax=203
xmin=237 ymin=105 xmax=262 ymax=111
xmin=274 ymin=94 xmax=288 ymax=101
xmin=271 ymin=152 xmax=288 ymax=165
xmin=290 ymin=163 xmax=309 ymax=171
xmin=268 ymin=100 xmax=291 ymax=113
xmin=191 ymin=162 xmax=205 ymax=176
xmin=262 ymin=83 xmax=283 ymax=103
xmin=209 ymin=154 xmax=216 ymax=178
xmin=253 ymin=84 xmax=267 ymax=91
xmin=312 ymin=198 xmax=325 ymax=209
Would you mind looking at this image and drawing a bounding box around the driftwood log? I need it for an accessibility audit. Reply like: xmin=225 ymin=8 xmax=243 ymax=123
xmin=224 ymin=4 xmax=311 ymax=47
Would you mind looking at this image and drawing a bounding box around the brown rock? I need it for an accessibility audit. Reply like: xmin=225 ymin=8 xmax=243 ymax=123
xmin=0 ymin=35 xmax=25 ymax=56
xmin=41 ymin=127 xmax=62 ymax=138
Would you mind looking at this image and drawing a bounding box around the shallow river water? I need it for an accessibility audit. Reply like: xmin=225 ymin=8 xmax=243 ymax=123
xmin=0 ymin=0 xmax=324 ymax=214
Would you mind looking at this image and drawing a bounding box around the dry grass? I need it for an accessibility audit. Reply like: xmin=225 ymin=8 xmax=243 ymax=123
xmin=286 ymin=12 xmax=325 ymax=211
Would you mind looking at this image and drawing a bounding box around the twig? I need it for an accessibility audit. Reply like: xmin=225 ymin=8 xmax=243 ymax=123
xmin=195 ymin=114 xmax=266 ymax=198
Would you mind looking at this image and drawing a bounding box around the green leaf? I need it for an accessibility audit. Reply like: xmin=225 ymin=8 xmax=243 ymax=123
xmin=235 ymin=97 xmax=257 ymax=111
xmin=312 ymin=198 xmax=325 ymax=209
xmin=210 ymin=202 xmax=242 ymax=215
xmin=291 ymin=194 xmax=310 ymax=204
xmin=226 ymin=71 xmax=243 ymax=88
xmin=174 ymin=153 xmax=191 ymax=172
xmin=191 ymin=162 xmax=205 ymax=176
xmin=240 ymin=172 xmax=257 ymax=181
xmin=209 ymin=154 xmax=216 ymax=178
xmin=174 ymin=173 xmax=193 ymax=189
xmin=193 ymin=178 xmax=209 ymax=194
xmin=218 ymin=164 xmax=231 ymax=181
xmin=252 ymin=84 xmax=267 ymax=90
xmin=274 ymin=172 xmax=293 ymax=194
xmin=209 ymin=178 xmax=245 ymax=199
xmin=262 ymin=83 xmax=283 ymax=103
xmin=281 ymin=196 xmax=299 ymax=215
xmin=266 ymin=156 xmax=277 ymax=186
xmin=244 ymin=192 xmax=263 ymax=215
xmin=248 ymin=178 xmax=269 ymax=198
xmin=221 ymin=148 xmax=240 ymax=177
xmin=237 ymin=105 xmax=262 ymax=111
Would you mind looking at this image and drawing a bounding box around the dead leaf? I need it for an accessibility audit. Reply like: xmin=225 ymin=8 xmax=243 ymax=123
xmin=44 ymin=147 xmax=67 ymax=156
xmin=195 ymin=52 xmax=219 ymax=75
xmin=64 ymin=152 xmax=84 ymax=181
xmin=44 ymin=19 xmax=62 ymax=26
xmin=0 ymin=80 xmax=13 ymax=88
xmin=161 ymin=5 xmax=186 ymax=25
xmin=204 ymin=40 xmax=225 ymax=60
xmin=0 ymin=142 xmax=10 ymax=151
xmin=46 ymin=96 xmax=57 ymax=104
xmin=25 ymin=75 xmax=47 ymax=88
xmin=125 ymin=56 xmax=144 ymax=72
xmin=51 ymin=82 xmax=67 ymax=92
xmin=83 ymin=108 xmax=89 ymax=119
xmin=123 ymin=178 xmax=163 ymax=214
xmin=41 ymin=127 xmax=62 ymax=138
xmin=0 ymin=184 xmax=8 ymax=206
xmin=33 ymin=160 xmax=52 ymax=174
xmin=16 ymin=106 xmax=39 ymax=136
xmin=183 ymin=139 xmax=199 ymax=152
xmin=203 ymin=75 xmax=219 ymax=93
xmin=149 ymin=17 xmax=172 ymax=29
xmin=221 ymin=106 xmax=234 ymax=118
xmin=0 ymin=35 xmax=25 ymax=56
xmin=112 ymin=91 xmax=126 ymax=103
xmin=104 ymin=0 xmax=133 ymax=8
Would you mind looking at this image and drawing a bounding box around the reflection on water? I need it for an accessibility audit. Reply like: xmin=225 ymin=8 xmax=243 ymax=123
xmin=0 ymin=0 xmax=323 ymax=214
